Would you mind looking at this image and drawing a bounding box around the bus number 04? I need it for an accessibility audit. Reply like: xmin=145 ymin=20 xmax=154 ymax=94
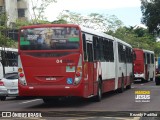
xmin=56 ymin=59 xmax=62 ymax=63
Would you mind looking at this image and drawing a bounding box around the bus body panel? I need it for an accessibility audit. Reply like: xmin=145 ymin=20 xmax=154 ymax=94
xmin=0 ymin=62 xmax=3 ymax=79
xmin=20 ymin=52 xmax=80 ymax=86
xmin=133 ymin=48 xmax=155 ymax=81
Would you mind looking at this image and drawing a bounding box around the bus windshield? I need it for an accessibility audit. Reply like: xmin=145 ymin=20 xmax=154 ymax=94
xmin=20 ymin=27 xmax=80 ymax=50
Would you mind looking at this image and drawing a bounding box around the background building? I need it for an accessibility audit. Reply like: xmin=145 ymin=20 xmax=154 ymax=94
xmin=0 ymin=0 xmax=29 ymax=28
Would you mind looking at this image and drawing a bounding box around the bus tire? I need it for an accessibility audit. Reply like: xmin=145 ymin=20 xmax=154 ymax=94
xmin=146 ymin=72 xmax=149 ymax=82
xmin=141 ymin=78 xmax=145 ymax=83
xmin=155 ymin=77 xmax=160 ymax=85
xmin=126 ymin=74 xmax=132 ymax=89
xmin=156 ymin=82 xmax=160 ymax=85
xmin=94 ymin=78 xmax=102 ymax=102
xmin=118 ymin=76 xmax=124 ymax=93
xmin=0 ymin=96 xmax=6 ymax=101
xmin=126 ymin=84 xmax=131 ymax=89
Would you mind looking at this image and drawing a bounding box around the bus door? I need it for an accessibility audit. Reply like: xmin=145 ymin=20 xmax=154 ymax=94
xmin=87 ymin=42 xmax=94 ymax=95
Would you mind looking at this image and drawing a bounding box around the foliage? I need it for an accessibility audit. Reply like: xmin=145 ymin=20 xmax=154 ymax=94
xmin=0 ymin=13 xmax=17 ymax=48
xmin=106 ymin=26 xmax=160 ymax=55
xmin=30 ymin=0 xmax=57 ymax=24
xmin=0 ymin=12 xmax=7 ymax=26
xmin=57 ymin=11 xmax=123 ymax=32
xmin=141 ymin=0 xmax=160 ymax=34
xmin=52 ymin=19 xmax=68 ymax=24
xmin=0 ymin=33 xmax=16 ymax=47
xmin=15 ymin=19 xmax=31 ymax=29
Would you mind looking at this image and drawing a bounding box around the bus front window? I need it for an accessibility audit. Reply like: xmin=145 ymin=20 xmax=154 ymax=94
xmin=20 ymin=27 xmax=80 ymax=50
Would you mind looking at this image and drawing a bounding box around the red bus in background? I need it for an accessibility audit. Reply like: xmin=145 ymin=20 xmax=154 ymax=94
xmin=18 ymin=24 xmax=133 ymax=103
xmin=133 ymin=48 xmax=155 ymax=82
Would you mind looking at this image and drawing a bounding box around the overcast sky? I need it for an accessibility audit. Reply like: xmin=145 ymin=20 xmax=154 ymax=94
xmin=44 ymin=0 xmax=142 ymax=27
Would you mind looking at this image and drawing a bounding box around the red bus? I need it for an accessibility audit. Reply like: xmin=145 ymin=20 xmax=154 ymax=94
xmin=133 ymin=48 xmax=155 ymax=82
xmin=18 ymin=24 xmax=133 ymax=103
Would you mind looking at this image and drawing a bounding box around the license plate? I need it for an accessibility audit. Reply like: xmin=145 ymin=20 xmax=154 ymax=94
xmin=10 ymin=89 xmax=17 ymax=92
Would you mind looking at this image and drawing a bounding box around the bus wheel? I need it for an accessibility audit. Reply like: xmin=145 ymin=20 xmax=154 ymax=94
xmin=118 ymin=76 xmax=124 ymax=93
xmin=94 ymin=78 xmax=102 ymax=102
xmin=155 ymin=77 xmax=160 ymax=85
xmin=126 ymin=83 xmax=131 ymax=89
xmin=0 ymin=96 xmax=6 ymax=101
xmin=126 ymin=75 xmax=132 ymax=89
xmin=141 ymin=78 xmax=145 ymax=83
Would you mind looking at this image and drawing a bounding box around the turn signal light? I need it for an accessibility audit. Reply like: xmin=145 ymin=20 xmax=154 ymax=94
xmin=76 ymin=72 xmax=81 ymax=77
xmin=18 ymin=68 xmax=23 ymax=72
xmin=0 ymin=81 xmax=4 ymax=86
xmin=76 ymin=66 xmax=82 ymax=72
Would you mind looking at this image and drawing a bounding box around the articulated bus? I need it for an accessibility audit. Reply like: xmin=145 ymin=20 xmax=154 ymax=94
xmin=0 ymin=47 xmax=18 ymax=79
xmin=133 ymin=48 xmax=155 ymax=82
xmin=18 ymin=24 xmax=133 ymax=103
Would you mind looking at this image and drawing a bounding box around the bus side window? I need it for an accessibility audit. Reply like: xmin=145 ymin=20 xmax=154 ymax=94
xmin=82 ymin=34 xmax=87 ymax=61
xmin=103 ymin=39 xmax=107 ymax=61
xmin=87 ymin=43 xmax=93 ymax=62
xmin=99 ymin=37 xmax=104 ymax=61
xmin=144 ymin=53 xmax=146 ymax=64
xmin=0 ymin=50 xmax=1 ymax=61
xmin=118 ymin=43 xmax=123 ymax=62
xmin=147 ymin=53 xmax=150 ymax=64
xmin=151 ymin=54 xmax=154 ymax=64
xmin=93 ymin=36 xmax=98 ymax=61
xmin=109 ymin=40 xmax=114 ymax=62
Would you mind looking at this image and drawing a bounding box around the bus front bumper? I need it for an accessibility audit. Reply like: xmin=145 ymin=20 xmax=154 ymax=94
xmin=134 ymin=73 xmax=144 ymax=79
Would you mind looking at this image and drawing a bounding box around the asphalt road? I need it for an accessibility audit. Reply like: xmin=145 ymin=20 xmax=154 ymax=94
xmin=0 ymin=81 xmax=159 ymax=120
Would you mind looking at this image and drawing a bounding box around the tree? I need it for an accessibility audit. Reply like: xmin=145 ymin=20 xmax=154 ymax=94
xmin=57 ymin=11 xmax=123 ymax=32
xmin=0 ymin=12 xmax=16 ymax=47
xmin=52 ymin=19 xmax=68 ymax=24
xmin=141 ymin=0 xmax=160 ymax=34
xmin=15 ymin=19 xmax=31 ymax=29
xmin=30 ymin=0 xmax=57 ymax=24
xmin=106 ymin=26 xmax=159 ymax=54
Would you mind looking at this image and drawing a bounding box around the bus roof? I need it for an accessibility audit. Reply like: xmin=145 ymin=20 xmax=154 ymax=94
xmin=20 ymin=24 xmax=132 ymax=48
xmin=143 ymin=49 xmax=154 ymax=54
xmin=80 ymin=26 xmax=132 ymax=48
xmin=20 ymin=24 xmax=79 ymax=29
xmin=133 ymin=48 xmax=154 ymax=54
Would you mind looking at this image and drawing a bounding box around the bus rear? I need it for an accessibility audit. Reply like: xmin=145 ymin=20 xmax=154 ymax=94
xmin=18 ymin=24 xmax=86 ymax=98
xmin=133 ymin=48 xmax=145 ymax=81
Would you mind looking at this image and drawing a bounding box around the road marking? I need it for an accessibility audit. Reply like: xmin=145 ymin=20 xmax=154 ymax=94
xmin=103 ymin=117 xmax=140 ymax=120
xmin=133 ymin=117 xmax=140 ymax=120
xmin=19 ymin=99 xmax=41 ymax=104
xmin=67 ymin=117 xmax=94 ymax=120
xmin=67 ymin=117 xmax=140 ymax=120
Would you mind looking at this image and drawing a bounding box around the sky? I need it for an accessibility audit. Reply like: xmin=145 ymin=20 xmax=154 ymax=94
xmin=44 ymin=0 xmax=142 ymax=27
